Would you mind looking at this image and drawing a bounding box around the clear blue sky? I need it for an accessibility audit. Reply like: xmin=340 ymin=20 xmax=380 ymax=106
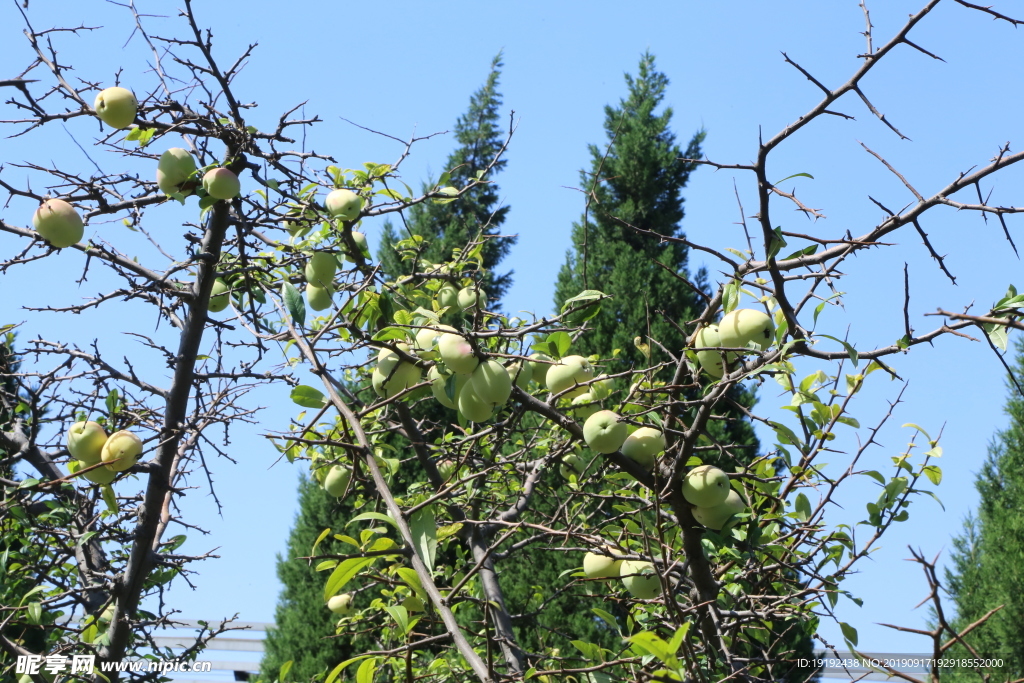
xmin=2 ymin=0 xmax=1022 ymax=671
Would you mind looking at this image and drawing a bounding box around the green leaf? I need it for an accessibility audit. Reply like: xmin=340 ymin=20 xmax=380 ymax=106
xmin=923 ymin=465 xmax=942 ymax=485
xmin=722 ymin=281 xmax=739 ymax=313
xmin=371 ymin=327 xmax=410 ymax=342
xmin=818 ymin=334 xmax=859 ymax=367
xmin=432 ymin=186 xmax=459 ymax=205
xmin=26 ymin=602 xmax=42 ymax=626
xmin=560 ymin=289 xmax=606 ymax=325
xmin=571 ymin=640 xmax=603 ymax=662
xmin=290 ymin=385 xmax=326 ymax=409
xmin=396 ymin=567 xmax=427 ymax=601
xmin=101 ymin=484 xmax=118 ymax=513
xmin=794 ymin=493 xmax=812 ymax=522
xmin=124 ymin=127 xmax=142 ymax=141
xmin=782 ymin=244 xmax=818 ymax=261
xmin=767 ymin=226 xmax=787 ymax=260
xmin=325 ymin=656 xmax=370 ymax=683
xmin=347 ymin=511 xmax=399 ymax=530
xmin=282 ymin=281 xmax=306 ymax=327
xmin=356 ymin=658 xmax=378 ymax=683
xmin=323 ymin=556 xmax=376 ymax=602
xmin=591 ymin=607 xmax=620 ymax=635
xmin=775 ymin=172 xmax=815 ymax=183
xmin=311 ymin=527 xmax=332 ymax=557
xmin=279 ymin=661 xmax=293 ymax=682
xmin=545 ymin=331 xmax=572 ymax=358
xmin=410 ymin=506 xmax=437 ymax=573
xmin=839 ymin=621 xmax=858 ymax=646
xmin=105 ymin=388 xmax=121 ymax=416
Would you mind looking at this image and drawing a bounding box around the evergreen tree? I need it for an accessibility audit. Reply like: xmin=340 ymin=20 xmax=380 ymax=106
xmin=944 ymin=342 xmax=1024 ymax=678
xmin=378 ymin=53 xmax=514 ymax=302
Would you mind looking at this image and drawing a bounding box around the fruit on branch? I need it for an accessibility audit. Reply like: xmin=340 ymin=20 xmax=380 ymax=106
xmin=583 ymin=410 xmax=627 ymax=454
xmin=457 ymin=381 xmax=493 ymax=422
xmin=306 ymin=283 xmax=334 ymax=311
xmin=373 ymin=343 xmax=422 ymax=399
xmin=621 ymin=427 xmax=665 ymax=469
xmin=582 ymin=546 xmax=622 ymax=579
xmin=504 ymin=361 xmax=531 ymax=390
xmin=208 ymin=279 xmax=231 ymax=313
xmin=527 ymin=353 xmax=552 ymax=384
xmin=68 ymin=459 xmax=117 ymax=485
xmin=32 ymin=199 xmax=84 ymax=248
xmin=323 ymin=465 xmax=352 ymax=497
xmin=435 ymin=284 xmax=458 ymax=310
xmin=327 ymin=593 xmax=354 ymax=615
xmin=436 ymin=459 xmax=458 ymax=481
xmin=67 ymin=421 xmax=108 ymax=465
xmin=718 ymin=308 xmax=775 ymax=352
xmin=693 ymin=324 xmax=725 ymax=379
xmin=619 ymin=560 xmax=661 ymax=599
xmin=457 ymin=285 xmax=487 ymax=311
xmin=93 ymin=87 xmax=138 ymax=129
xmin=437 ymin=333 xmax=479 ymax=375
xmin=101 ymin=430 xmax=143 ymax=472
xmin=428 ymin=365 xmax=467 ymax=409
xmin=342 ymin=231 xmax=369 ymax=262
xmin=569 ymin=393 xmax=600 ymax=420
xmin=414 ymin=324 xmax=456 ymax=360
xmin=559 ymin=453 xmax=585 ymax=480
xmin=589 ymin=374 xmax=614 ymax=400
xmin=682 ymin=465 xmax=731 ymax=507
xmin=156 ymin=148 xmax=197 ymax=196
xmin=202 ymin=168 xmax=241 ymax=200
xmin=304 ymin=251 xmax=337 ymax=288
xmin=325 ymin=189 xmax=362 ymax=221
xmin=692 ymin=489 xmax=748 ymax=531
xmin=464 ymin=360 xmax=512 ymax=410
xmin=546 ymin=355 xmax=594 ymax=398
xmin=401 ymin=595 xmax=425 ymax=612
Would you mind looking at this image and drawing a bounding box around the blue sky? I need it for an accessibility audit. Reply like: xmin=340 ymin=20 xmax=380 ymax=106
xmin=2 ymin=0 xmax=1023 ymax=671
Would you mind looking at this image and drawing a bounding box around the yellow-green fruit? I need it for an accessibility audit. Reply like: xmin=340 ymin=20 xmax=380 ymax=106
xmin=559 ymin=453 xmax=585 ymax=480
xmin=569 ymin=393 xmax=600 ymax=420
xmin=589 ymin=374 xmax=614 ymax=400
xmin=436 ymin=284 xmax=459 ymax=309
xmin=99 ymin=604 xmax=116 ymax=623
xmin=428 ymin=365 xmax=466 ymax=409
xmin=718 ymin=308 xmax=775 ymax=352
xmin=156 ymin=148 xmax=197 ymax=196
xmin=323 ymin=465 xmax=352 ymax=497
xmin=693 ymin=489 xmax=747 ymax=530
xmin=457 ymin=381 xmax=493 ymax=422
xmin=583 ymin=410 xmax=627 ymax=454
xmin=621 ymin=427 xmax=665 ymax=469
xmin=306 ymin=283 xmax=334 ymax=311
xmin=93 ymin=87 xmax=138 ymax=129
xmin=619 ymin=560 xmax=661 ymax=599
xmin=414 ymin=324 xmax=456 ymax=360
xmin=682 ymin=465 xmax=731 ymax=507
xmin=464 ymin=360 xmax=512 ymax=409
xmin=457 ymin=286 xmax=487 ymax=311
xmin=374 ymin=344 xmax=422 ymax=399
xmin=583 ymin=546 xmax=622 ymax=579
xmin=101 ymin=430 xmax=143 ymax=472
xmin=436 ymin=459 xmax=458 ymax=481
xmin=546 ymin=355 xmax=594 ymax=398
xmin=67 ymin=421 xmax=108 ymax=465
xmin=327 ymin=593 xmax=354 ymax=615
xmin=342 ymin=231 xmax=369 ymax=262
xmin=694 ymin=324 xmax=725 ymax=378
xmin=527 ymin=353 xmax=552 ymax=384
xmin=505 ymin=361 xmax=531 ymax=390
xmin=437 ymin=333 xmax=479 ymax=375
xmin=305 ymin=251 xmax=337 ymax=288
xmin=208 ymin=279 xmax=231 ymax=313
xmin=33 ymin=199 xmax=84 ymax=248
xmin=68 ymin=459 xmax=117 ymax=485
xmin=202 ymin=167 xmax=241 ymax=200
xmin=401 ymin=595 xmax=425 ymax=612
xmin=325 ymin=189 xmax=362 ymax=221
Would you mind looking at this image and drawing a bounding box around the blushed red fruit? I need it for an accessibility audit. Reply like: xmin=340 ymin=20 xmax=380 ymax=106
xmin=325 ymin=189 xmax=362 ymax=221
xmin=202 ymin=168 xmax=240 ymax=200
xmin=33 ymin=199 xmax=84 ymax=248
xmin=93 ymin=87 xmax=138 ymax=129
xmin=437 ymin=333 xmax=479 ymax=375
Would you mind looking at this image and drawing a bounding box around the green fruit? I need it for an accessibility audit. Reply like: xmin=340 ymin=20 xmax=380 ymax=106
xmin=428 ymin=365 xmax=466 ymax=409
xmin=437 ymin=284 xmax=459 ymax=309
xmin=101 ymin=430 xmax=142 ymax=472
xmin=323 ymin=465 xmax=352 ymax=497
xmin=208 ymin=278 xmax=231 ymax=313
xmin=327 ymin=593 xmax=354 ymax=615
xmin=325 ymin=189 xmax=362 ymax=221
xmin=342 ymin=231 xmax=369 ymax=262
xmin=621 ymin=427 xmax=665 ymax=469
xmin=619 ymin=560 xmax=661 ymax=599
xmin=306 ymin=283 xmax=334 ymax=311
xmin=436 ymin=459 xmax=458 ymax=481
xmin=718 ymin=308 xmax=775 ymax=352
xmin=569 ymin=393 xmax=600 ymax=420
xmin=505 ymin=362 xmax=531 ymax=390
xmin=682 ymin=465 xmax=731 ymax=507
xmin=437 ymin=333 xmax=479 ymax=375
xmin=583 ymin=546 xmax=622 ymax=579
xmin=374 ymin=344 xmax=422 ymax=399
xmin=414 ymin=324 xmax=456 ymax=360
xmin=692 ymin=489 xmax=747 ymax=530
xmin=559 ymin=453 xmax=585 ymax=480
xmin=93 ymin=86 xmax=138 ymax=129
xmin=202 ymin=167 xmax=240 ymax=200
xmin=68 ymin=459 xmax=117 ymax=485
xmin=464 ymin=360 xmax=512 ymax=409
xmin=694 ymin=324 xmax=725 ymax=378
xmin=457 ymin=286 xmax=487 ymax=311
xmin=546 ymin=355 xmax=594 ymax=398
xmin=305 ymin=251 xmax=337 ymax=288
xmin=457 ymin=381 xmax=493 ymax=422
xmin=526 ymin=353 xmax=552 ymax=384
xmin=583 ymin=410 xmax=627 ymax=454
xmin=589 ymin=374 xmax=614 ymax=400
xmin=67 ymin=421 xmax=108 ymax=465
xmin=33 ymin=199 xmax=84 ymax=248
xmin=156 ymin=148 xmax=197 ymax=196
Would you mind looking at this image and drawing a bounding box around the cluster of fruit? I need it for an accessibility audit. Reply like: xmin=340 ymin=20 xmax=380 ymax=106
xmin=692 ymin=308 xmax=776 ymax=378
xmin=65 ymin=421 xmax=143 ymax=485
xmin=681 ymin=465 xmax=747 ymax=530
xmin=581 ymin=547 xmax=662 ymax=600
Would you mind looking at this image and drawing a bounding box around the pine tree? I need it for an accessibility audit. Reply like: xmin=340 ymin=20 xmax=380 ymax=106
xmin=378 ymin=53 xmax=514 ymax=302
xmin=944 ymin=342 xmax=1024 ymax=678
